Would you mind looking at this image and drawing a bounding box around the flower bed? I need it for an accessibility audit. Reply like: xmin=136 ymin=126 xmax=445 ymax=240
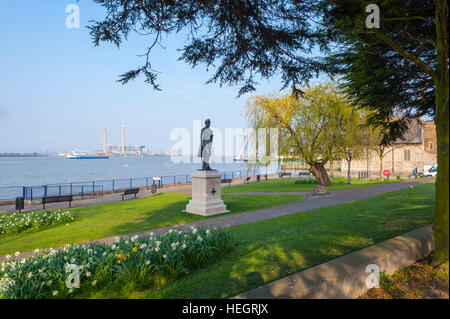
xmin=0 ymin=210 xmax=74 ymax=236
xmin=0 ymin=227 xmax=232 ymax=299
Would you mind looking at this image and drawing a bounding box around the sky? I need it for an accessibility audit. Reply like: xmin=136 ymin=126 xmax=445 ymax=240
xmin=0 ymin=1 xmax=322 ymax=154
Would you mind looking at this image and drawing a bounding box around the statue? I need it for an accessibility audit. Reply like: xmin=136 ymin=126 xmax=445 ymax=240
xmin=197 ymin=119 xmax=213 ymax=170
xmin=186 ymin=118 xmax=228 ymax=216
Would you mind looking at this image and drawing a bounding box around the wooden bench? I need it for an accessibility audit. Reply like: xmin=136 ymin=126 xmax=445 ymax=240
xmin=122 ymin=188 xmax=140 ymax=200
xmin=42 ymin=195 xmax=73 ymax=210
xmin=279 ymin=172 xmax=292 ymax=178
xmin=221 ymin=178 xmax=232 ymax=186
xmin=298 ymin=171 xmax=311 ymax=176
xmin=243 ymin=177 xmax=251 ymax=184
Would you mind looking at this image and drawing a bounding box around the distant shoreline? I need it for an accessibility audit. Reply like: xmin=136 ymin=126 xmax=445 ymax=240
xmin=0 ymin=154 xmax=170 ymax=158
xmin=0 ymin=154 xmax=44 ymax=157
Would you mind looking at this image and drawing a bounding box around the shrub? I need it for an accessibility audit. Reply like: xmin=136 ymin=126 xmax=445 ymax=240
xmin=0 ymin=227 xmax=232 ymax=299
xmin=294 ymin=178 xmax=318 ymax=185
xmin=0 ymin=210 xmax=74 ymax=236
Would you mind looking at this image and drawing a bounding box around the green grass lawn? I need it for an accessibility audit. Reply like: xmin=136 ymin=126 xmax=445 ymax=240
xmin=0 ymin=193 xmax=303 ymax=256
xmin=84 ymin=182 xmax=435 ymax=299
xmin=222 ymin=176 xmax=408 ymax=193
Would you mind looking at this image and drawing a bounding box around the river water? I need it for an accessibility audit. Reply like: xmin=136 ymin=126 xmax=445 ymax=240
xmin=0 ymin=156 xmax=279 ymax=187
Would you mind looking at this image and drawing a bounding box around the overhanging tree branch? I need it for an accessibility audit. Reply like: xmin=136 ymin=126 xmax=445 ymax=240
xmin=372 ymin=29 xmax=437 ymax=79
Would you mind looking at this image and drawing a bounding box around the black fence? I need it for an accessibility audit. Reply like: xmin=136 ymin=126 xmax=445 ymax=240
xmin=0 ymin=169 xmax=275 ymax=202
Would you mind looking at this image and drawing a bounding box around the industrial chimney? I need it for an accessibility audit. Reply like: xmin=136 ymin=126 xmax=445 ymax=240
xmin=103 ymin=126 xmax=107 ymax=154
xmin=122 ymin=124 xmax=125 ymax=154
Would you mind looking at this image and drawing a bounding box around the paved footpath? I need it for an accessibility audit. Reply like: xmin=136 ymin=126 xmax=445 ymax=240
xmin=0 ymin=178 xmax=433 ymax=260
xmin=225 ymin=191 xmax=309 ymax=196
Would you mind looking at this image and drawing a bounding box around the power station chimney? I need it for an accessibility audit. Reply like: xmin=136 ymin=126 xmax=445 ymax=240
xmin=103 ymin=126 xmax=107 ymax=154
xmin=122 ymin=124 xmax=125 ymax=154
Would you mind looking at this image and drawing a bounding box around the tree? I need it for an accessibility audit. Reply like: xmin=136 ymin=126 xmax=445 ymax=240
xmin=324 ymin=0 xmax=448 ymax=264
xmin=89 ymin=0 xmax=448 ymax=264
xmin=88 ymin=0 xmax=326 ymax=96
xmin=372 ymin=139 xmax=393 ymax=182
xmin=340 ymin=108 xmax=368 ymax=184
xmin=245 ymin=83 xmax=352 ymax=186
xmin=325 ymin=143 xmax=340 ymax=178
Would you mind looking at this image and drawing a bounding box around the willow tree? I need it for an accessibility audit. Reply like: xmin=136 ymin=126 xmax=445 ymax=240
xmin=372 ymin=139 xmax=394 ymax=182
xmin=340 ymin=109 xmax=369 ymax=184
xmin=246 ymin=84 xmax=352 ymax=186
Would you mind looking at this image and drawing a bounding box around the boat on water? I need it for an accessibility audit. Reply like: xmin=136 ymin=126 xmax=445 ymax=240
xmin=65 ymin=155 xmax=109 ymax=159
xmin=233 ymin=155 xmax=248 ymax=162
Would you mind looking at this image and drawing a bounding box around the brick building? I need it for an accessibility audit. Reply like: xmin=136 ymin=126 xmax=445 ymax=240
xmin=339 ymin=119 xmax=437 ymax=178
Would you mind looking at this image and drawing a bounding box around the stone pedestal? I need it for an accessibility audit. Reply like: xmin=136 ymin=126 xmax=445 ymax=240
xmin=185 ymin=170 xmax=229 ymax=216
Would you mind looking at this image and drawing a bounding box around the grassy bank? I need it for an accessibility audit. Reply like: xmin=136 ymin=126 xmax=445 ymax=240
xmin=360 ymin=253 xmax=449 ymax=299
xmin=0 ymin=193 xmax=303 ymax=256
xmin=84 ymin=182 xmax=435 ymax=299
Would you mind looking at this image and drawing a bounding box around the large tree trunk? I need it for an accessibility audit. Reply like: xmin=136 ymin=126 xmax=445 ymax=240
xmin=310 ymin=162 xmax=331 ymax=186
xmin=432 ymin=0 xmax=449 ymax=266
xmin=329 ymin=160 xmax=334 ymax=177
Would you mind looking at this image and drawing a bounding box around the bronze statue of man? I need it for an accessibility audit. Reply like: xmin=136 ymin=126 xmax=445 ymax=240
xmin=197 ymin=119 xmax=213 ymax=170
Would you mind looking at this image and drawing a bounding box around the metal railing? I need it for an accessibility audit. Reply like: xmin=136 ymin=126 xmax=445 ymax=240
xmin=0 ymin=169 xmax=274 ymax=202
xmin=23 ymin=184 xmax=104 ymax=201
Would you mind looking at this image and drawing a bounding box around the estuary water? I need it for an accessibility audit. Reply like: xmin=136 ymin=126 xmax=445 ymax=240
xmin=0 ymin=156 xmax=277 ymax=187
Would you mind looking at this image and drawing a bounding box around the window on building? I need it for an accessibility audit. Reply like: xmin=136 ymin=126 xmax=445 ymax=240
xmin=404 ymin=149 xmax=411 ymax=161
xmin=429 ymin=142 xmax=433 ymax=150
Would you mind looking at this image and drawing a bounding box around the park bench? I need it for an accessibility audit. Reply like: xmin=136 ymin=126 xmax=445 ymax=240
xmin=122 ymin=188 xmax=140 ymax=200
xmin=221 ymin=178 xmax=232 ymax=186
xmin=279 ymin=172 xmax=292 ymax=178
xmin=243 ymin=177 xmax=251 ymax=184
xmin=298 ymin=171 xmax=311 ymax=176
xmin=42 ymin=195 xmax=73 ymax=210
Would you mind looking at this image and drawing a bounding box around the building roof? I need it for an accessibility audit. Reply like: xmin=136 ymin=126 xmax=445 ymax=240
xmin=393 ymin=118 xmax=423 ymax=144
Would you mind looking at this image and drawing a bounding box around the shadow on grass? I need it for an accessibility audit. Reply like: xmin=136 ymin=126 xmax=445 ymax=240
xmin=108 ymin=194 xmax=304 ymax=237
xmin=125 ymin=185 xmax=435 ymax=299
xmin=109 ymin=197 xmax=201 ymax=236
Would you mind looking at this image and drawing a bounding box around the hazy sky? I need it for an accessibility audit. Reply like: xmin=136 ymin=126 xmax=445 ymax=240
xmin=0 ymin=1 xmax=325 ymax=154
